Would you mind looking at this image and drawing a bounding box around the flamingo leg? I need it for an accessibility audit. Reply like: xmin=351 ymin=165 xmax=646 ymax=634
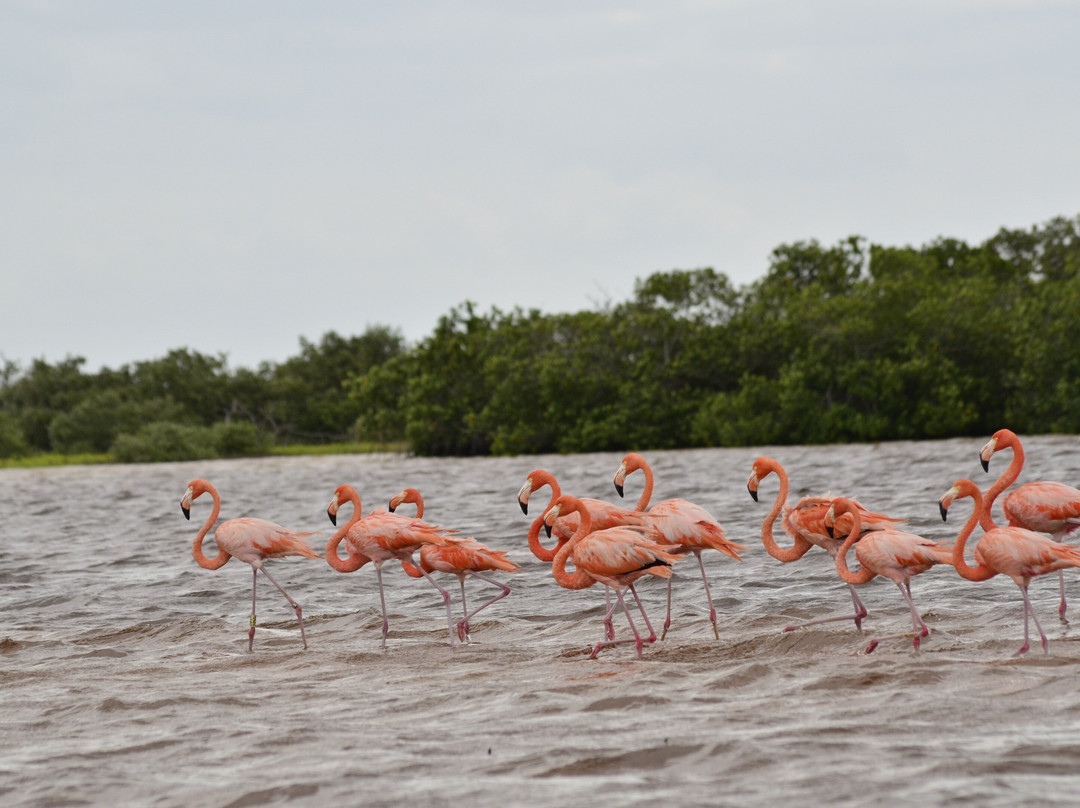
xmin=660 ymin=576 xmax=674 ymax=640
xmin=783 ymin=583 xmax=869 ymax=633
xmin=248 ymin=566 xmax=258 ymax=652
xmin=694 ymin=550 xmax=719 ymax=640
xmin=895 ymin=579 xmax=928 ymax=652
xmin=1058 ymin=570 xmax=1069 ymax=624
xmin=457 ymin=576 xmax=470 ymax=642
xmin=258 ymin=564 xmax=308 ymax=650
xmin=591 ymin=588 xmax=645 ymax=659
xmin=456 ymin=572 xmax=510 ymax=642
xmin=409 ymin=556 xmax=456 ymax=647
xmin=604 ymin=588 xmax=615 ymax=641
xmin=627 ymin=582 xmax=658 ymax=644
xmin=374 ymin=563 xmax=390 ymax=649
xmin=1015 ymin=580 xmax=1049 ymax=657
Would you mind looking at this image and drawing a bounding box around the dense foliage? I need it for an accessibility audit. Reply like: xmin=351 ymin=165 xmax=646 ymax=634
xmin=3 ymin=215 xmax=1079 ymax=461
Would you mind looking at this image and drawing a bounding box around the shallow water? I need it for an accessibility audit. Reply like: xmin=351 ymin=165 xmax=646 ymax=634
xmin=4 ymin=437 xmax=1080 ymax=807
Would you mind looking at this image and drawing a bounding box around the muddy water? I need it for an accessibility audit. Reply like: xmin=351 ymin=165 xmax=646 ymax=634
xmin=4 ymin=437 xmax=1080 ymax=807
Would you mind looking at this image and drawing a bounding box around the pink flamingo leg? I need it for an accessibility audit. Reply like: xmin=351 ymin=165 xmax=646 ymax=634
xmin=455 ymin=572 xmax=511 ymax=643
xmin=660 ymin=576 xmax=674 ymax=640
xmin=627 ymin=582 xmax=658 ymax=644
xmin=256 ymin=565 xmax=309 ymax=650
xmin=694 ymin=550 xmax=720 ymax=640
xmin=249 ymin=567 xmax=258 ymax=652
xmin=1058 ymin=570 xmax=1068 ymax=624
xmin=374 ymin=563 xmax=391 ymax=649
xmin=410 ymin=556 xmax=456 ymax=647
xmin=895 ymin=579 xmax=928 ymax=652
xmin=1014 ymin=580 xmax=1049 ymax=657
xmin=603 ymin=588 xmax=616 ymax=641
xmin=783 ymin=583 xmax=869 ymax=633
xmin=591 ymin=589 xmax=645 ymax=659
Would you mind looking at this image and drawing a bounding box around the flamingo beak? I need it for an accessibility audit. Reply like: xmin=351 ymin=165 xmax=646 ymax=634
xmin=180 ymin=486 xmax=193 ymax=520
xmin=518 ymin=479 xmax=531 ymax=515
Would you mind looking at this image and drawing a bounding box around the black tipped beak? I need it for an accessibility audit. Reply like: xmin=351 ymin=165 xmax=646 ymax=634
xmin=544 ymin=522 xmax=552 ymax=539
xmin=748 ymin=484 xmax=759 ymax=502
xmin=181 ymin=504 xmax=190 ymax=520
xmin=327 ymin=508 xmax=337 ymax=526
xmin=980 ymin=458 xmax=989 ymax=473
xmin=519 ymin=499 xmax=528 ymax=516
xmin=388 ymin=500 xmax=397 ymax=513
xmin=825 ymin=524 xmax=834 ymax=539
xmin=939 ymin=502 xmax=949 ymax=522
xmin=614 ymin=483 xmax=624 ymax=498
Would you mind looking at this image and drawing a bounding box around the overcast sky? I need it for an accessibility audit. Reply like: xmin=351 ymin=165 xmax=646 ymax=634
xmin=3 ymin=1 xmax=1079 ymax=371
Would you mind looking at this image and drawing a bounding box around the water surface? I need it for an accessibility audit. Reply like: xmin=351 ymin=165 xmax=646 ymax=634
xmin=4 ymin=437 xmax=1080 ymax=806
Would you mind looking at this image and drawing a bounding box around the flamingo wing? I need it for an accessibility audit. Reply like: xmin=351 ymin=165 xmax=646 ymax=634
xmin=854 ymin=530 xmax=952 ymax=579
xmin=645 ymin=499 xmax=744 ymax=558
xmin=976 ymin=527 xmax=1080 ymax=577
xmin=1004 ymin=482 xmax=1080 ymax=537
xmin=572 ymin=527 xmax=679 ymax=582
xmin=216 ymin=518 xmax=320 ymax=563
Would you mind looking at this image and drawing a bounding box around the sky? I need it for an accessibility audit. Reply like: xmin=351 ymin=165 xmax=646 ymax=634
xmin=3 ymin=1 xmax=1079 ymax=372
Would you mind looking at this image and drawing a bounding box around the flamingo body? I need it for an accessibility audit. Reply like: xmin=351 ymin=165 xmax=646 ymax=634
xmin=390 ymin=488 xmax=519 ymax=641
xmin=613 ymin=453 xmax=743 ymax=639
xmin=545 ymin=495 xmax=680 ymax=658
xmin=980 ymin=428 xmax=1080 ymax=620
xmin=830 ymin=497 xmax=950 ymax=652
xmin=943 ymin=478 xmax=1080 ymax=656
xmin=181 ymin=478 xmax=318 ymax=651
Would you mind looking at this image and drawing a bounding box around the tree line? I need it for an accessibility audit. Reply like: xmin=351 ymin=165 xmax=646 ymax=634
xmin=2 ymin=214 xmax=1079 ymax=462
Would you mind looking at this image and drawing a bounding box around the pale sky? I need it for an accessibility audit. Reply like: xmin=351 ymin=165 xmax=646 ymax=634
xmin=3 ymin=1 xmax=1079 ymax=371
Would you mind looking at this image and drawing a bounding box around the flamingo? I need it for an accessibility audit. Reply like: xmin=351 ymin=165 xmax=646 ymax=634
xmin=518 ymin=468 xmax=650 ymax=640
xmin=941 ymin=478 xmax=1080 ymax=656
xmin=747 ymin=456 xmax=907 ymax=632
xmin=326 ymin=484 xmax=459 ymax=648
xmin=389 ymin=488 xmax=520 ymax=642
xmin=543 ymin=494 xmax=681 ymax=659
xmin=517 ymin=468 xmax=647 ymax=561
xmin=180 ymin=478 xmax=319 ymax=652
xmin=979 ymin=427 xmax=1080 ymax=622
xmin=613 ymin=452 xmax=744 ymax=640
xmin=826 ymin=497 xmax=952 ymax=653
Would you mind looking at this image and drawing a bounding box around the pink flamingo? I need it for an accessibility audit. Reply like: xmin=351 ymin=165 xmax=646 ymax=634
xmin=747 ymin=456 xmax=907 ymax=632
xmin=389 ymin=488 xmax=520 ymax=642
xmin=827 ymin=497 xmax=952 ymax=653
xmin=180 ymin=478 xmax=319 ymax=651
xmin=518 ymin=468 xmax=651 ymax=640
xmin=980 ymin=428 xmax=1080 ymax=622
xmin=543 ymin=494 xmax=681 ymax=659
xmin=941 ymin=478 xmax=1080 ymax=656
xmin=613 ymin=452 xmax=744 ymax=640
xmin=326 ymin=484 xmax=458 ymax=648
xmin=518 ymin=468 xmax=648 ymax=561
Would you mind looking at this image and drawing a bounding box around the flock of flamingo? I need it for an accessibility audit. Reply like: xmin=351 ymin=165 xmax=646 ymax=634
xmin=180 ymin=428 xmax=1080 ymax=659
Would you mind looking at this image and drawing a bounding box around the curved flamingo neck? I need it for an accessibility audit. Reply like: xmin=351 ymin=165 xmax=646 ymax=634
xmin=526 ymin=470 xmax=562 ymax=562
xmin=833 ymin=500 xmax=875 ymax=585
xmin=528 ymin=517 xmax=564 ymax=562
xmin=757 ymin=460 xmax=810 ymax=563
xmin=625 ymin=453 xmax=653 ymax=511
xmin=551 ymin=497 xmax=595 ymax=590
xmin=326 ymin=486 xmax=366 ymax=573
xmin=950 ymin=481 xmax=997 ymax=582
xmin=191 ymin=481 xmax=229 ymax=570
xmin=982 ymin=430 xmax=1023 ymax=531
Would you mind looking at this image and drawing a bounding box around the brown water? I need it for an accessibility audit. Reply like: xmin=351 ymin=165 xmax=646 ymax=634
xmin=4 ymin=437 xmax=1080 ymax=807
